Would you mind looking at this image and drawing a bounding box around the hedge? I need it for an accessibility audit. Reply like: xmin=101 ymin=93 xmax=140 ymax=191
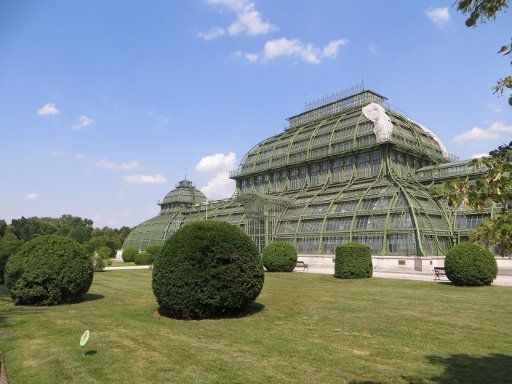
xmin=4 ymin=235 xmax=94 ymax=305
xmin=152 ymin=221 xmax=264 ymax=319
xmin=134 ymin=252 xmax=153 ymax=265
xmin=334 ymin=242 xmax=373 ymax=279
xmin=146 ymin=244 xmax=162 ymax=257
xmin=262 ymin=241 xmax=297 ymax=272
xmin=97 ymin=246 xmax=114 ymax=259
xmin=122 ymin=247 xmax=138 ymax=262
xmin=445 ymin=243 xmax=497 ymax=286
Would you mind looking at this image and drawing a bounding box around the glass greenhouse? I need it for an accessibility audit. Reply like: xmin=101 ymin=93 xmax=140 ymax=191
xmin=124 ymin=86 xmax=493 ymax=256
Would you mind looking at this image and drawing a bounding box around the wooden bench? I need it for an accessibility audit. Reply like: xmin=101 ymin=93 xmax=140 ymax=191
xmin=295 ymin=260 xmax=309 ymax=271
xmin=434 ymin=266 xmax=446 ymax=281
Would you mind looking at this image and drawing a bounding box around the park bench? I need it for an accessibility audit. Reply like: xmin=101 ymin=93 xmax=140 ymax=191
xmin=433 ymin=266 xmax=446 ymax=281
xmin=295 ymin=260 xmax=309 ymax=271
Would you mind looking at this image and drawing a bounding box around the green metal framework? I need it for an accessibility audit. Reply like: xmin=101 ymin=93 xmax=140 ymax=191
xmin=124 ymin=88 xmax=490 ymax=256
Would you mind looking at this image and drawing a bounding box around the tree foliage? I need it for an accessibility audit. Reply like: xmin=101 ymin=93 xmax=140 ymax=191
xmin=456 ymin=0 xmax=511 ymax=105
xmin=435 ymin=142 xmax=512 ymax=256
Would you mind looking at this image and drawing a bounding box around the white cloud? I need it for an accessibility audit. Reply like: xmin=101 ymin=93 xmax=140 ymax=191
xmin=73 ymin=153 xmax=86 ymax=160
xmin=95 ymin=159 xmax=142 ymax=170
xmin=37 ymin=103 xmax=60 ymax=116
xmin=197 ymin=26 xmax=225 ymax=41
xmin=26 ymin=192 xmax=39 ymax=200
xmin=195 ymin=152 xmax=237 ymax=199
xmin=123 ymin=174 xmax=167 ymax=184
xmin=72 ymin=115 xmax=94 ymax=131
xmin=452 ymin=121 xmax=512 ymax=143
xmin=472 ymin=153 xmax=489 ymax=159
xmin=426 ymin=7 xmax=451 ymax=28
xmin=196 ymin=152 xmax=237 ymax=173
xmin=368 ymin=42 xmax=379 ymax=55
xmin=50 ymin=150 xmax=64 ymax=156
xmin=263 ymin=37 xmax=347 ymax=64
xmin=200 ymin=171 xmax=235 ymax=199
xmin=200 ymin=0 xmax=276 ymax=40
xmin=235 ymin=50 xmax=259 ymax=62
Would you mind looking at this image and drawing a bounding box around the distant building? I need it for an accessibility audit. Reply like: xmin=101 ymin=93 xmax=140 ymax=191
xmin=124 ymin=86 xmax=493 ymax=257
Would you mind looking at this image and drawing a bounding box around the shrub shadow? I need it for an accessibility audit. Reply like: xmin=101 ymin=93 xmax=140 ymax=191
xmin=348 ymin=354 xmax=512 ymax=383
xmin=156 ymin=301 xmax=265 ymax=320
xmin=425 ymin=353 xmax=512 ymax=383
xmin=80 ymin=293 xmax=104 ymax=303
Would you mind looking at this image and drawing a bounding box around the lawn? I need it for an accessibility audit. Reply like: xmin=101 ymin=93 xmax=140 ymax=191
xmin=109 ymin=260 xmax=135 ymax=267
xmin=1 ymin=271 xmax=511 ymax=383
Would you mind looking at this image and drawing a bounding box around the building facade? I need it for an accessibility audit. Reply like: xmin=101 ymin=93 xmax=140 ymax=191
xmin=124 ymin=87 xmax=492 ymax=256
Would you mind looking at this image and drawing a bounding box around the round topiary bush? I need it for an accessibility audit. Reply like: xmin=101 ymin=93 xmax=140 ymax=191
xmin=4 ymin=235 xmax=94 ymax=305
xmin=122 ymin=247 xmax=138 ymax=262
xmin=134 ymin=252 xmax=153 ymax=265
xmin=262 ymin=241 xmax=297 ymax=272
xmin=97 ymin=246 xmax=114 ymax=259
xmin=146 ymin=244 xmax=162 ymax=259
xmin=153 ymin=221 xmax=264 ymax=319
xmin=334 ymin=242 xmax=373 ymax=279
xmin=445 ymin=243 xmax=497 ymax=286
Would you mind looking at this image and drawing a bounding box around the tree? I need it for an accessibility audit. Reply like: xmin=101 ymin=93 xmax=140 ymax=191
xmin=456 ymin=0 xmax=511 ymax=105
xmin=10 ymin=217 xmax=58 ymax=241
xmin=0 ymin=219 xmax=6 ymax=237
xmin=436 ymin=141 xmax=512 ymax=256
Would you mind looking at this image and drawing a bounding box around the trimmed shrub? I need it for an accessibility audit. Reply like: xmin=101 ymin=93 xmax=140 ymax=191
xmin=98 ymin=246 xmax=114 ymax=259
xmin=0 ymin=238 xmax=22 ymax=284
xmin=122 ymin=247 xmax=138 ymax=262
xmin=134 ymin=252 xmax=153 ymax=265
xmin=262 ymin=241 xmax=297 ymax=272
xmin=445 ymin=243 xmax=497 ymax=286
xmin=92 ymin=254 xmax=106 ymax=272
xmin=4 ymin=235 xmax=94 ymax=305
xmin=334 ymin=242 xmax=373 ymax=279
xmin=153 ymin=221 xmax=264 ymax=319
xmin=146 ymin=244 xmax=162 ymax=260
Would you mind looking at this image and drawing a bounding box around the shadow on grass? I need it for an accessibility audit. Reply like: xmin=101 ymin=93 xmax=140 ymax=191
xmin=78 ymin=293 xmax=104 ymax=303
xmin=350 ymin=353 xmax=512 ymax=384
xmin=85 ymin=350 xmax=97 ymax=356
xmin=426 ymin=353 xmax=512 ymax=383
xmin=156 ymin=301 xmax=265 ymax=320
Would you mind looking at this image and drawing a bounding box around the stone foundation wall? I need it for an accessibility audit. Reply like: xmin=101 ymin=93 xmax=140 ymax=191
xmin=298 ymin=254 xmax=512 ymax=273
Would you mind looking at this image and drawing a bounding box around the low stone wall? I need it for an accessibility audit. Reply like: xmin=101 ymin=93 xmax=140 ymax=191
xmin=297 ymin=254 xmax=512 ymax=273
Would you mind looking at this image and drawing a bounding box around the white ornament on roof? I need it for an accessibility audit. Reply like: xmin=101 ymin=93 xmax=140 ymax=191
xmin=362 ymin=103 xmax=394 ymax=142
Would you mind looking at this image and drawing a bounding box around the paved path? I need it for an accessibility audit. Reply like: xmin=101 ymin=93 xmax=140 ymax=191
xmin=105 ymin=264 xmax=512 ymax=286
xmin=296 ymin=264 xmax=512 ymax=287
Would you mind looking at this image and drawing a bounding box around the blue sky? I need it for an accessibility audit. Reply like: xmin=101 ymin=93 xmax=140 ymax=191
xmin=0 ymin=0 xmax=510 ymax=227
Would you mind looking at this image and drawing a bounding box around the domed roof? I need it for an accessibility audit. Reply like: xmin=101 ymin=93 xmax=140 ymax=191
xmin=160 ymin=179 xmax=207 ymax=206
xmin=233 ymin=90 xmax=449 ymax=178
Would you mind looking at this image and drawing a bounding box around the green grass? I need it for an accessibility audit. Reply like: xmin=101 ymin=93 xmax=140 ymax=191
xmin=108 ymin=260 xmax=135 ymax=267
xmin=1 ymin=271 xmax=511 ymax=383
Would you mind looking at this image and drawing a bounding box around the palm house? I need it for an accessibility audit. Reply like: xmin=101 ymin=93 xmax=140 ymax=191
xmin=124 ymin=85 xmax=491 ymax=259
